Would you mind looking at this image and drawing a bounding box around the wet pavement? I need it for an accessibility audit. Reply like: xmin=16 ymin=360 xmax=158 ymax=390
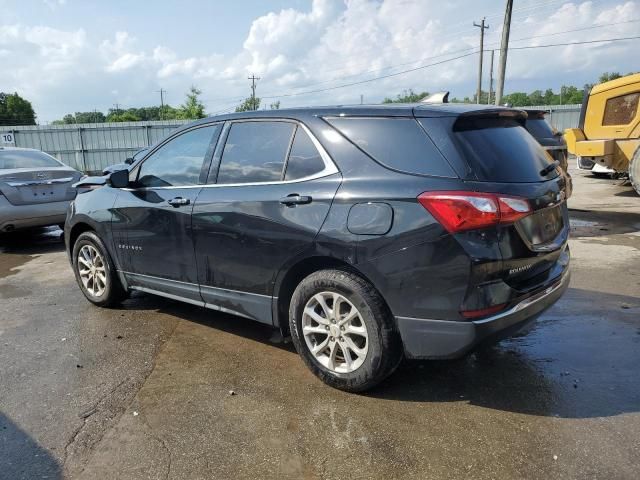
xmin=1 ymin=166 xmax=639 ymax=479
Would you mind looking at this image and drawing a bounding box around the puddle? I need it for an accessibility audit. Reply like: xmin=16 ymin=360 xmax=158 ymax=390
xmin=0 ymin=253 xmax=34 ymax=279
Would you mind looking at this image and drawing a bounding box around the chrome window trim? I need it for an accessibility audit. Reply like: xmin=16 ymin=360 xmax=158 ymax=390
xmin=122 ymin=119 xmax=339 ymax=191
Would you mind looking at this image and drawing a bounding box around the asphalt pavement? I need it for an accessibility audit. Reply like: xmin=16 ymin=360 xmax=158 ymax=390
xmin=1 ymin=166 xmax=639 ymax=479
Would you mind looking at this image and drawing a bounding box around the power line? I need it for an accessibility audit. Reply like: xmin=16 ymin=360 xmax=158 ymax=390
xmin=508 ymin=35 xmax=640 ymax=50
xmin=223 ymin=19 xmax=639 ymax=107
xmin=259 ymin=35 xmax=640 ymax=101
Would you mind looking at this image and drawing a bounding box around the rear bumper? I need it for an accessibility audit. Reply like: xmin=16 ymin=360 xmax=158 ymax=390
xmin=396 ymin=268 xmax=570 ymax=359
xmin=0 ymin=196 xmax=70 ymax=231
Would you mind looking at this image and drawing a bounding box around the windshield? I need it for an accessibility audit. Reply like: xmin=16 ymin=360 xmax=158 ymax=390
xmin=0 ymin=150 xmax=62 ymax=169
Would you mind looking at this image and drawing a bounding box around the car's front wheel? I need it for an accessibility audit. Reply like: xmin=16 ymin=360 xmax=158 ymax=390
xmin=289 ymin=269 xmax=402 ymax=392
xmin=72 ymin=231 xmax=126 ymax=307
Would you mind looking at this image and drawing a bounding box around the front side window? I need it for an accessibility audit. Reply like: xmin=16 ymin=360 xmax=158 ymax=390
xmin=602 ymin=93 xmax=640 ymax=126
xmin=284 ymin=128 xmax=326 ymax=181
xmin=137 ymin=125 xmax=219 ymax=187
xmin=216 ymin=121 xmax=295 ymax=184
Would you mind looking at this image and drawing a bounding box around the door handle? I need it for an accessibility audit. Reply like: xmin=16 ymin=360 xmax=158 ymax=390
xmin=167 ymin=197 xmax=191 ymax=207
xmin=279 ymin=194 xmax=312 ymax=206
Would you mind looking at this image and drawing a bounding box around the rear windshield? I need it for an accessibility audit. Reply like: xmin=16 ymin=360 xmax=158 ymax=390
xmin=325 ymin=117 xmax=456 ymax=178
xmin=0 ymin=150 xmax=62 ymax=169
xmin=422 ymin=116 xmax=558 ymax=183
xmin=525 ymin=117 xmax=555 ymax=140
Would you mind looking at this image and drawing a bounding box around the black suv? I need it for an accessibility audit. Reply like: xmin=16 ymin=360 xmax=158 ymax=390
xmin=66 ymin=104 xmax=570 ymax=391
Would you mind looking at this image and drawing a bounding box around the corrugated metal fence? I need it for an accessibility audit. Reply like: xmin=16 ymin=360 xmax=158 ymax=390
xmin=1 ymin=104 xmax=582 ymax=174
xmin=528 ymin=104 xmax=582 ymax=132
xmin=1 ymin=120 xmax=189 ymax=174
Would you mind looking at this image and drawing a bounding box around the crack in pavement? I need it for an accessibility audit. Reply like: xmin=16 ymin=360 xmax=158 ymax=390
xmin=62 ymin=377 xmax=130 ymax=476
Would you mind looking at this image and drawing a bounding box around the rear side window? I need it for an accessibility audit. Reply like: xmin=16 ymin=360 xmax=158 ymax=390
xmin=284 ymin=128 xmax=325 ymax=181
xmin=325 ymin=117 xmax=456 ymax=178
xmin=434 ymin=116 xmax=558 ymax=183
xmin=217 ymin=121 xmax=295 ymax=184
xmin=602 ymin=93 xmax=639 ymax=126
xmin=0 ymin=150 xmax=62 ymax=169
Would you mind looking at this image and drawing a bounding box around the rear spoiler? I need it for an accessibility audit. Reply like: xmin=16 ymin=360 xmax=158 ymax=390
xmin=453 ymin=109 xmax=527 ymax=130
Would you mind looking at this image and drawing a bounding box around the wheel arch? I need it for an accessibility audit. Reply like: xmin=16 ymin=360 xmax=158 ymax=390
xmin=273 ymin=255 xmax=386 ymax=334
xmin=67 ymin=221 xmax=95 ymax=257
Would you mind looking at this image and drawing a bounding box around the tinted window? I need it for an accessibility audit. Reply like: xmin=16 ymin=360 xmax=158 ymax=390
xmin=525 ymin=118 xmax=555 ymax=140
xmin=603 ymin=93 xmax=639 ymax=126
xmin=0 ymin=150 xmax=62 ymax=169
xmin=216 ymin=121 xmax=295 ymax=184
xmin=284 ymin=128 xmax=326 ymax=181
xmin=439 ymin=116 xmax=558 ymax=183
xmin=137 ymin=125 xmax=218 ymax=187
xmin=325 ymin=117 xmax=456 ymax=177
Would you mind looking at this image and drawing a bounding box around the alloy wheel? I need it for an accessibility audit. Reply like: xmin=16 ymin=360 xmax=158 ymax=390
xmin=77 ymin=244 xmax=108 ymax=297
xmin=302 ymin=291 xmax=369 ymax=373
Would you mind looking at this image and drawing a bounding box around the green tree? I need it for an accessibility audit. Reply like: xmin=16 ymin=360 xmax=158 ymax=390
xmin=599 ymin=72 xmax=622 ymax=83
xmin=178 ymin=86 xmax=206 ymax=119
xmin=270 ymin=101 xmax=281 ymax=110
xmin=235 ymin=96 xmax=261 ymax=112
xmin=107 ymin=110 xmax=141 ymax=122
xmin=382 ymin=89 xmax=429 ymax=103
xmin=0 ymin=92 xmax=36 ymax=126
xmin=501 ymin=92 xmax=530 ymax=106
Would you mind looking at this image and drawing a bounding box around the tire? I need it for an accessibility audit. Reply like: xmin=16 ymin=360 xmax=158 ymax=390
xmin=630 ymin=147 xmax=640 ymax=196
xmin=289 ymin=269 xmax=403 ymax=392
xmin=72 ymin=231 xmax=127 ymax=307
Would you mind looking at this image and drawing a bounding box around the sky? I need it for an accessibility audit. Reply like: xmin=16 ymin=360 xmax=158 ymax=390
xmin=1 ymin=0 xmax=639 ymax=123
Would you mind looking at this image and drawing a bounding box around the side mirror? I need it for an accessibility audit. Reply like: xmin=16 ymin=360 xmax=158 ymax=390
xmin=109 ymin=168 xmax=130 ymax=188
xmin=125 ymin=157 xmax=134 ymax=165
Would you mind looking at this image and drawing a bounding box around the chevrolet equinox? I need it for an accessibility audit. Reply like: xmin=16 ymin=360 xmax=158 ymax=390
xmin=66 ymin=104 xmax=570 ymax=391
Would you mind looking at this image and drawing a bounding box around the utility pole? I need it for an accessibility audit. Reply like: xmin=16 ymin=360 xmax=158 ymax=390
xmin=248 ymin=75 xmax=260 ymax=111
xmin=113 ymin=103 xmax=121 ymax=116
xmin=156 ymin=88 xmax=166 ymax=120
xmin=473 ymin=17 xmax=489 ymax=104
xmin=488 ymin=49 xmax=495 ymax=105
xmin=495 ymin=0 xmax=513 ymax=105
xmin=360 ymin=94 xmax=364 ymax=105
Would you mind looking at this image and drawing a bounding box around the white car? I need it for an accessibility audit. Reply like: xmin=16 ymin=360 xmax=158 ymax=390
xmin=0 ymin=147 xmax=82 ymax=232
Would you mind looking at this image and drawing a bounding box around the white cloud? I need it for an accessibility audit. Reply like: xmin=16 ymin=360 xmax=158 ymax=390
xmin=1 ymin=0 xmax=639 ymax=121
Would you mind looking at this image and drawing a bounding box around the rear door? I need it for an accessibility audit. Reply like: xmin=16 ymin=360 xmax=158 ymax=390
xmin=111 ymin=124 xmax=221 ymax=301
xmin=192 ymin=120 xmax=341 ymax=324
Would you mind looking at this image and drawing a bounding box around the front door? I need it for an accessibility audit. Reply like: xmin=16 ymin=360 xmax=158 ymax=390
xmin=112 ymin=124 xmax=221 ymax=301
xmin=192 ymin=120 xmax=341 ymax=324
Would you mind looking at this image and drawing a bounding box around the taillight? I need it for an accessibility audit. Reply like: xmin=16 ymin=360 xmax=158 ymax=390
xmin=417 ymin=191 xmax=531 ymax=233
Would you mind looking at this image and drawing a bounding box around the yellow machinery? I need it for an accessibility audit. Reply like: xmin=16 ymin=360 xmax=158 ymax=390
xmin=564 ymin=73 xmax=640 ymax=195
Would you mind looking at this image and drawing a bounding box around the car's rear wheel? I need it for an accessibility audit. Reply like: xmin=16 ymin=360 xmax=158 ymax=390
xmin=72 ymin=231 xmax=126 ymax=307
xmin=289 ymin=269 xmax=402 ymax=392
